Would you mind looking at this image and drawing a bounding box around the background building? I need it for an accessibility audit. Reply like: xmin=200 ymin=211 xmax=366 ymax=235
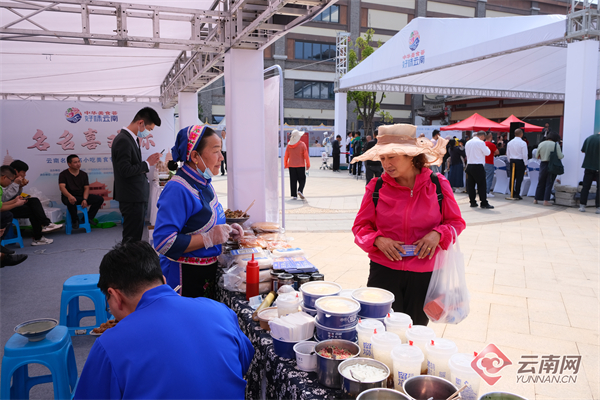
xmin=198 ymin=0 xmax=582 ymax=136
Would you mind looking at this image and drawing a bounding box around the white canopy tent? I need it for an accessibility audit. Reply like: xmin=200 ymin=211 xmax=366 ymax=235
xmin=338 ymin=15 xmax=600 ymax=186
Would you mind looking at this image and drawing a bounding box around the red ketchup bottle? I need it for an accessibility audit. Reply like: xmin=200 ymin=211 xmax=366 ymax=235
xmin=246 ymin=254 xmax=260 ymax=301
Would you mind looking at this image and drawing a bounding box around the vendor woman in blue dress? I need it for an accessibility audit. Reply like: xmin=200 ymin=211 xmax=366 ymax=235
xmin=154 ymin=125 xmax=243 ymax=298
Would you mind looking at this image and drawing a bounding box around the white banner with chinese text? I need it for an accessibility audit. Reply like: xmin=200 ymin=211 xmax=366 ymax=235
xmin=0 ymin=100 xmax=175 ymax=213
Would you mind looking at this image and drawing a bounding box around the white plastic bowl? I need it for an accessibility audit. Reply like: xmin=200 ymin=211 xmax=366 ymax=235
xmin=293 ymin=341 xmax=317 ymax=372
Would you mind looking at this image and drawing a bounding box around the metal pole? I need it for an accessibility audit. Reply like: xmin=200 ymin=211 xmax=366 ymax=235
xmin=263 ymin=64 xmax=286 ymax=229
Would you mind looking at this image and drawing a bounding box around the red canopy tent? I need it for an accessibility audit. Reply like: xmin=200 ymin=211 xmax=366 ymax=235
xmin=440 ymin=113 xmax=510 ymax=132
xmin=499 ymin=115 xmax=543 ymax=132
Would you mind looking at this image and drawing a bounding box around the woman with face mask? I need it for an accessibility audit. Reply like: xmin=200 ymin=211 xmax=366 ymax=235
xmin=153 ymin=125 xmax=243 ymax=298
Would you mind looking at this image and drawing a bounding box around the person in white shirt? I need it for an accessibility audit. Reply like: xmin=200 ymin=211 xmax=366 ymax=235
xmin=220 ymin=130 xmax=227 ymax=176
xmin=465 ymin=131 xmax=494 ymax=209
xmin=506 ymin=128 xmax=528 ymax=200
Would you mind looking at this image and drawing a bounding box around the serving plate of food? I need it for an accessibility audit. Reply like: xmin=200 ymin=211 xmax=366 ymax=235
xmin=90 ymin=319 xmax=118 ymax=336
xmin=225 ymin=209 xmax=250 ymax=225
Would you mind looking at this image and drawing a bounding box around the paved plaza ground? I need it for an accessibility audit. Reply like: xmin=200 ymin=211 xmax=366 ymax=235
xmin=216 ymin=163 xmax=599 ymax=400
xmin=1 ymin=161 xmax=597 ymax=400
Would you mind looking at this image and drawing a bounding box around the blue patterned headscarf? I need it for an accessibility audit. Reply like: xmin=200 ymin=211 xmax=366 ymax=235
xmin=171 ymin=125 xmax=207 ymax=162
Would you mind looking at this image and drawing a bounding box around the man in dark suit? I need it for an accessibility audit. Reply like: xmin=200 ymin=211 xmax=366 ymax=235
xmin=111 ymin=107 xmax=162 ymax=242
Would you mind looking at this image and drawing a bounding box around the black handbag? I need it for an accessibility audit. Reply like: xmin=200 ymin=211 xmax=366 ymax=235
xmin=548 ymin=142 xmax=564 ymax=175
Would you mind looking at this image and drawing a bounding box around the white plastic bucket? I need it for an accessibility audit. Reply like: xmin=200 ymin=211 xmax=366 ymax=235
xmin=384 ymin=312 xmax=412 ymax=342
xmin=356 ymin=319 xmax=385 ymax=359
xmin=391 ymin=343 xmax=424 ymax=392
xmin=426 ymin=338 xmax=458 ymax=380
xmin=293 ymin=341 xmax=318 ymax=372
xmin=405 ymin=325 xmax=435 ymax=374
xmin=449 ymin=353 xmax=481 ymax=400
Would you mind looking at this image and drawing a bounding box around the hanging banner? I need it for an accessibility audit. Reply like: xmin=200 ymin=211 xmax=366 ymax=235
xmin=0 ymin=100 xmax=175 ymax=211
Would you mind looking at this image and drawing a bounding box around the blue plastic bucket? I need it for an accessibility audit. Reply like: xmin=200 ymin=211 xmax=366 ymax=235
xmin=300 ymin=281 xmax=342 ymax=308
xmin=315 ymin=296 xmax=361 ymax=329
xmin=315 ymin=320 xmax=358 ymax=342
xmin=352 ymin=288 xmax=394 ymax=319
xmin=272 ymin=336 xmax=300 ymax=359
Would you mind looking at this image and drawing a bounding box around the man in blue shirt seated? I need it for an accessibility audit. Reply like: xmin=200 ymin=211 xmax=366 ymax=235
xmin=75 ymin=241 xmax=254 ymax=400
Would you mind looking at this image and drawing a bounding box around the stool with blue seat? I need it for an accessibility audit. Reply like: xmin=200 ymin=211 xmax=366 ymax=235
xmin=1 ymin=325 xmax=78 ymax=400
xmin=65 ymin=205 xmax=91 ymax=234
xmin=1 ymin=219 xmax=24 ymax=248
xmin=59 ymin=274 xmax=111 ymax=336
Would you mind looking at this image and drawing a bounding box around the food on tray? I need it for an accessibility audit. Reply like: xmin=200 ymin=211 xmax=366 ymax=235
xmin=266 ymin=240 xmax=292 ymax=251
xmin=251 ymin=221 xmax=280 ymax=233
xmin=318 ymin=346 xmax=353 ymax=359
xmin=317 ymin=297 xmax=359 ymax=313
xmin=92 ymin=319 xmax=118 ymax=334
xmin=239 ymin=236 xmax=268 ymax=249
xmin=225 ymin=209 xmax=249 ymax=218
xmin=342 ymin=363 xmax=388 ymax=382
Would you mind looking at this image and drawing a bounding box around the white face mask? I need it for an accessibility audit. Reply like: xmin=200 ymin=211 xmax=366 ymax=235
xmin=197 ymin=156 xmax=214 ymax=180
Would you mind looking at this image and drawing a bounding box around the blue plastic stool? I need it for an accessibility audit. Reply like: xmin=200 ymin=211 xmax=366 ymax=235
xmin=1 ymin=219 xmax=24 ymax=248
xmin=65 ymin=206 xmax=91 ymax=235
xmin=0 ymin=325 xmax=77 ymax=400
xmin=59 ymin=274 xmax=111 ymax=336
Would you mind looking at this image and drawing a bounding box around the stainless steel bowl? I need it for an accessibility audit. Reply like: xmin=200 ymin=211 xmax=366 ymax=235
xmin=479 ymin=392 xmax=530 ymax=400
xmin=356 ymin=388 xmax=411 ymax=400
xmin=403 ymin=375 xmax=457 ymax=400
xmin=338 ymin=358 xmax=390 ymax=398
xmin=315 ymin=339 xmax=361 ymax=388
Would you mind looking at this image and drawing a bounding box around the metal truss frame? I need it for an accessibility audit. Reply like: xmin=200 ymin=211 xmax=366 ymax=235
xmin=1 ymin=92 xmax=160 ymax=102
xmin=334 ymin=31 xmax=349 ymax=91
xmin=0 ymin=0 xmax=337 ymax=107
xmin=343 ymin=83 xmax=566 ymax=101
xmin=160 ymin=0 xmax=337 ymax=107
xmin=567 ymin=0 xmax=600 ymax=41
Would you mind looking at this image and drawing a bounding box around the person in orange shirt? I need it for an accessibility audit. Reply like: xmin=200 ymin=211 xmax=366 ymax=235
xmin=284 ymin=130 xmax=310 ymax=200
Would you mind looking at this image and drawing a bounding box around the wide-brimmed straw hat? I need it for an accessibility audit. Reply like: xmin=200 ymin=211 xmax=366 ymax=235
xmin=289 ymin=129 xmax=305 ymax=145
xmin=351 ymin=124 xmax=448 ymax=167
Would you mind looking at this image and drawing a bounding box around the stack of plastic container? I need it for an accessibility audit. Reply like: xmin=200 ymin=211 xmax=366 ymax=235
xmin=352 ymin=288 xmax=395 ymax=323
xmin=314 ymin=295 xmax=361 ymax=342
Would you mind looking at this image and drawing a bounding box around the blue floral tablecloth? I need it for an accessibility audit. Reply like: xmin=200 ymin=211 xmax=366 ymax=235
xmin=215 ymin=269 xmax=344 ymax=400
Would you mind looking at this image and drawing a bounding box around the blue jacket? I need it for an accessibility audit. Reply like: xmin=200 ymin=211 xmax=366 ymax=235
xmin=153 ymin=164 xmax=225 ymax=288
xmin=74 ymin=285 xmax=254 ymax=399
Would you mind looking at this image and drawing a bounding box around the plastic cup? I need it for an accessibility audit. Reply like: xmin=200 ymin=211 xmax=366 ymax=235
xmin=371 ymin=331 xmax=402 ymax=373
xmin=391 ymin=343 xmax=424 ymax=392
xmin=293 ymin=341 xmax=317 ymax=372
xmin=277 ymin=292 xmax=302 ymax=317
xmin=449 ymin=353 xmax=481 ymax=400
xmin=426 ymin=338 xmax=458 ymax=380
xmin=384 ymin=312 xmax=412 ymax=342
xmin=405 ymin=325 xmax=435 ymax=374
xmin=356 ymin=319 xmax=385 ymax=359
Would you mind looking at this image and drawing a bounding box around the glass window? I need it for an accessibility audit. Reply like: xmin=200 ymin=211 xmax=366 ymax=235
xmin=321 ymin=7 xmax=330 ymax=22
xmin=295 ymin=41 xmax=335 ymax=61
xmin=330 ymin=6 xmax=339 ymax=23
xmin=302 ymin=82 xmax=312 ymax=98
xmin=320 ymin=83 xmax=328 ymax=99
xmin=294 ymin=81 xmax=304 ymax=98
xmin=312 ymin=43 xmax=321 ymax=60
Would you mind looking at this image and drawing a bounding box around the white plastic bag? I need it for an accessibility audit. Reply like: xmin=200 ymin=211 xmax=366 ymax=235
xmin=423 ymin=228 xmax=470 ymax=324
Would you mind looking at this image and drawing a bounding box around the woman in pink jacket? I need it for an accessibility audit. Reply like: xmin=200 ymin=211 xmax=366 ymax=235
xmin=352 ymin=124 xmax=466 ymax=325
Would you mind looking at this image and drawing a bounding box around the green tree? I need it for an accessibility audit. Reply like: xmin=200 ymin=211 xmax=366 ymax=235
xmin=347 ymin=29 xmax=390 ymax=135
